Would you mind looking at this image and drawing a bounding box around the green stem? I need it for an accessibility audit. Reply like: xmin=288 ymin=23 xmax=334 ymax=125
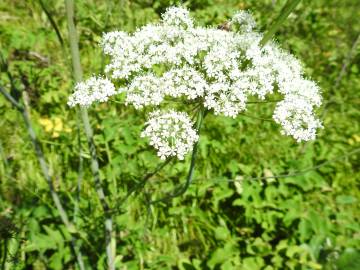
xmin=0 ymin=137 xmax=9 ymax=171
xmin=73 ymin=109 xmax=84 ymax=225
xmin=1 ymin=240 xmax=7 ymax=270
xmin=112 ymin=157 xmax=174 ymax=214
xmin=260 ymin=0 xmax=301 ymax=46
xmin=64 ymin=1 xmax=115 ymax=269
xmin=0 ymin=86 xmax=85 ymax=270
xmin=334 ymin=34 xmax=360 ymax=90
xmin=38 ymin=0 xmax=64 ymax=47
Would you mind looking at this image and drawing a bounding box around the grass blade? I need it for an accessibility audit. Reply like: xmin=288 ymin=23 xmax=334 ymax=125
xmin=38 ymin=0 xmax=64 ymax=47
xmin=260 ymin=0 xmax=301 ymax=46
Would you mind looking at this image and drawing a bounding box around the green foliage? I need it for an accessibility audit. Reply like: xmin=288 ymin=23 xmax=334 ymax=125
xmin=1 ymin=0 xmax=360 ymax=269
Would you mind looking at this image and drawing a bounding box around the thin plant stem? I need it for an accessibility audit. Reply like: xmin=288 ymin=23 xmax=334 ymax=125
xmin=141 ymin=157 xmax=174 ymax=183
xmin=319 ymin=33 xmax=360 ymax=119
xmin=334 ymin=34 xmax=360 ymax=89
xmin=1 ymin=240 xmax=7 ymax=270
xmin=73 ymin=109 xmax=84 ymax=224
xmin=111 ymin=157 xmax=174 ymax=214
xmin=0 ymin=138 xmax=9 ymax=173
xmin=246 ymin=99 xmax=281 ymax=104
xmin=64 ymin=0 xmax=115 ymax=269
xmin=297 ymin=33 xmax=360 ymax=156
xmin=239 ymin=113 xmax=274 ymax=122
xmin=38 ymin=0 xmax=64 ymax=47
xmin=196 ymin=147 xmax=360 ymax=184
xmin=104 ymin=137 xmax=117 ymax=199
xmin=0 ymin=52 xmax=17 ymax=94
xmin=0 ymin=85 xmax=85 ymax=270
xmin=0 ymin=86 xmax=23 ymax=111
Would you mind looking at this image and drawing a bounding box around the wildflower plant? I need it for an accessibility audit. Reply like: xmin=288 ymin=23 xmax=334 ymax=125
xmin=68 ymin=6 xmax=323 ymax=160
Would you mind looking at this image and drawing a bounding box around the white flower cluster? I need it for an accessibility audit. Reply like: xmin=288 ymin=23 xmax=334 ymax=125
xmin=273 ymin=78 xmax=322 ymax=141
xmin=68 ymin=76 xmax=116 ymax=107
xmin=161 ymin=6 xmax=193 ymax=29
xmin=119 ymin=67 xmax=208 ymax=109
xmin=68 ymin=6 xmax=323 ymax=158
xmin=141 ymin=110 xmax=199 ymax=160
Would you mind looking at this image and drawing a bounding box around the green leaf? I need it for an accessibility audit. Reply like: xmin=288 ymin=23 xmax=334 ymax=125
xmin=241 ymin=257 xmax=265 ymax=270
xmin=49 ymin=250 xmax=66 ymax=270
xmin=25 ymin=232 xmax=57 ymax=251
xmin=336 ymin=195 xmax=357 ymax=204
xmin=246 ymin=238 xmax=272 ymax=256
xmin=336 ymin=248 xmax=360 ymax=270
xmin=43 ymin=225 xmax=64 ymax=246
xmin=286 ymin=245 xmax=304 ymax=257
xmin=32 ymin=205 xmax=50 ymax=218
xmin=215 ymin=226 xmax=230 ymax=240
xmin=207 ymin=243 xmax=236 ymax=268
xmin=299 ymin=218 xmax=312 ymax=242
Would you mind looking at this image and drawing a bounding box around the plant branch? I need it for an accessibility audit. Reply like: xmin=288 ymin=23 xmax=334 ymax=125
xmin=246 ymin=99 xmax=282 ymax=104
xmin=64 ymin=0 xmax=115 ymax=269
xmin=334 ymin=34 xmax=360 ymax=89
xmin=0 ymin=86 xmax=23 ymax=111
xmin=0 ymin=85 xmax=85 ymax=270
xmin=111 ymin=157 xmax=174 ymax=214
xmin=239 ymin=113 xmax=274 ymax=122
xmin=200 ymin=147 xmax=360 ymax=184
xmin=1 ymin=240 xmax=7 ymax=270
xmin=38 ymin=0 xmax=64 ymax=47
xmin=73 ymin=109 xmax=84 ymax=224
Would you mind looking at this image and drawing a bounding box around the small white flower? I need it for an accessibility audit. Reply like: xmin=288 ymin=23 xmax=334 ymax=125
xmin=162 ymin=66 xmax=208 ymax=99
xmin=161 ymin=6 xmax=193 ymax=29
xmin=230 ymin=11 xmax=257 ymax=33
xmin=68 ymin=76 xmax=116 ymax=107
xmin=124 ymin=73 xmax=164 ymax=109
xmin=204 ymin=81 xmax=248 ymax=118
xmin=141 ymin=110 xmax=199 ymax=160
xmin=101 ymin=31 xmax=130 ymax=56
xmin=273 ymin=97 xmax=323 ymax=142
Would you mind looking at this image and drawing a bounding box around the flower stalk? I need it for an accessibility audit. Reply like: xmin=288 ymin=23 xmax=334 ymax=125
xmin=64 ymin=0 xmax=115 ymax=269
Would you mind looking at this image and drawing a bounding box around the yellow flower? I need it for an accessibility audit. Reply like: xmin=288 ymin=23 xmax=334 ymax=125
xmin=348 ymin=134 xmax=360 ymax=145
xmin=38 ymin=118 xmax=53 ymax=133
xmin=53 ymin=117 xmax=64 ymax=132
xmin=38 ymin=117 xmax=72 ymax=138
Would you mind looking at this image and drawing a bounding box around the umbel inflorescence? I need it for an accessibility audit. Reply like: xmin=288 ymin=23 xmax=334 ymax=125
xmin=68 ymin=6 xmax=323 ymax=160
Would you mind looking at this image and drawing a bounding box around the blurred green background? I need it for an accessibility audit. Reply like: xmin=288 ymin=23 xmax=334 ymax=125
xmin=0 ymin=0 xmax=359 ymax=269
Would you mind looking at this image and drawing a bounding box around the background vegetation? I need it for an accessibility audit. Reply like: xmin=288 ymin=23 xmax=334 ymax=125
xmin=0 ymin=0 xmax=359 ymax=269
